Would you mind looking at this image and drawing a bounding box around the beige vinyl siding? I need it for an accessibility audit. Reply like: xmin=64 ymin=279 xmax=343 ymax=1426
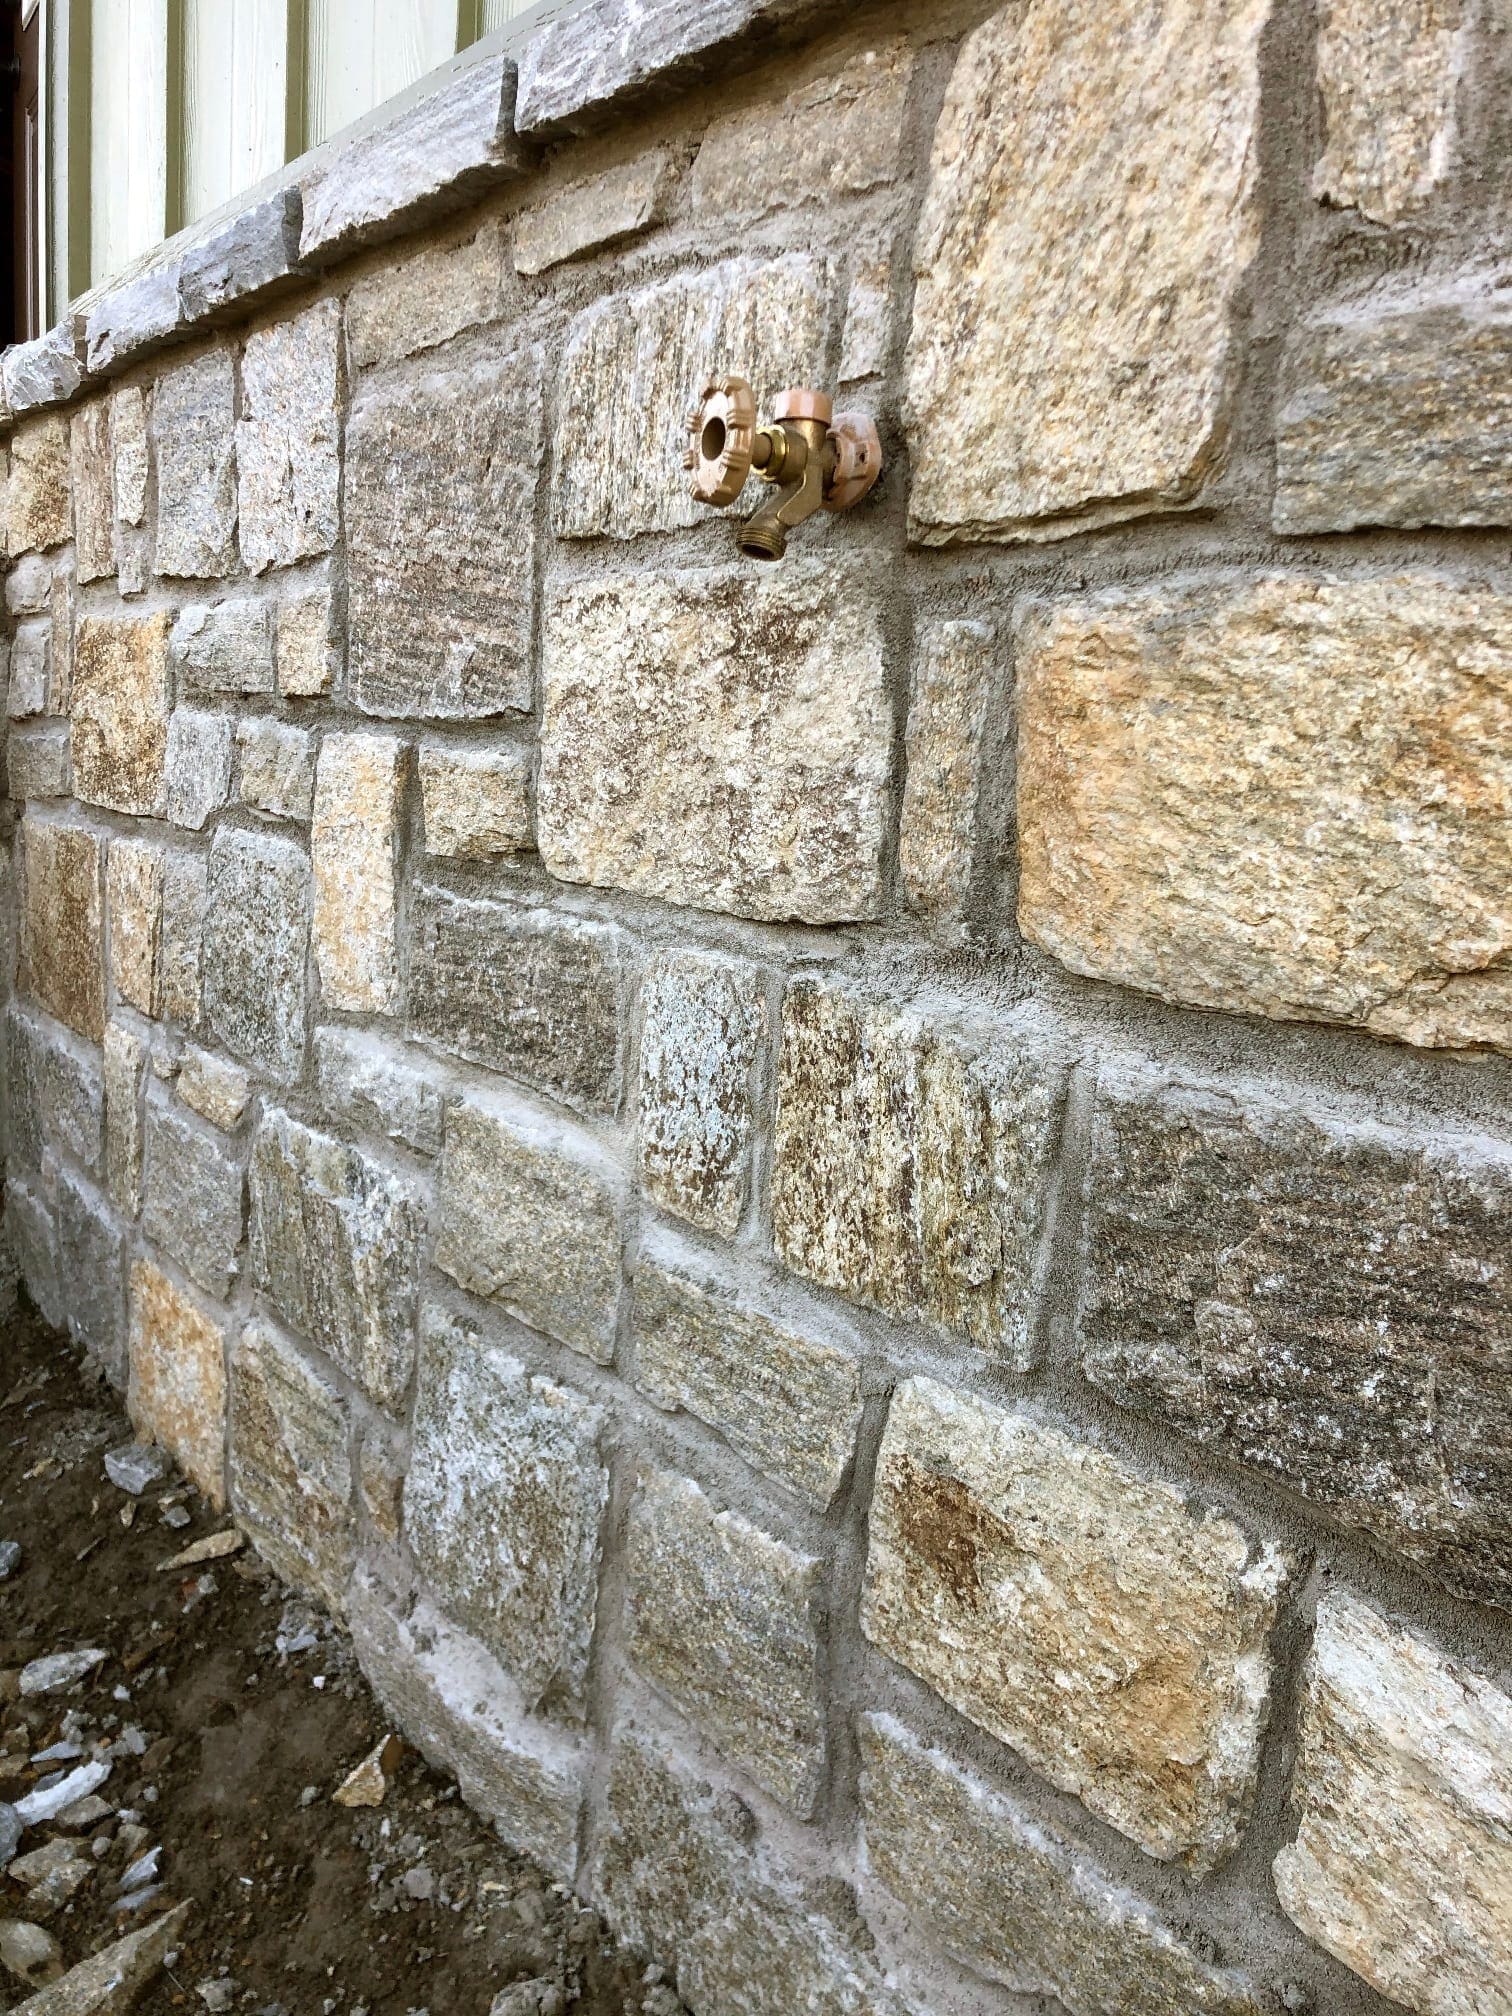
xmin=88 ymin=0 xmax=170 ymax=284
xmin=181 ymin=0 xmax=291 ymax=228
xmin=305 ymin=0 xmax=457 ymax=149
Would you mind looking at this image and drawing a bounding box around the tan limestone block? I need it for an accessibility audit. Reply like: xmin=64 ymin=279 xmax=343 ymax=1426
xmin=6 ymin=417 xmax=72 ymax=554
xmin=904 ymin=0 xmax=1267 ymax=544
xmin=127 ymin=1257 xmax=228 ymax=1508
xmin=70 ymin=398 xmax=115 ymax=584
xmin=20 ymin=814 xmax=104 ymax=1041
xmin=111 ymin=384 xmax=149 ymax=527
xmin=177 ymin=1046 xmax=251 ymax=1131
xmin=71 ymin=610 xmax=173 ymax=817
xmin=1313 ymin=0 xmax=1467 ymax=224
xmin=347 ymin=223 xmax=502 ymax=368
xmin=106 ymin=836 xmax=163 ymax=1016
xmin=1016 ymin=572 xmax=1512 ymax=1051
xmin=312 ymin=731 xmax=404 ymax=1014
xmin=863 ymin=1378 xmax=1288 ymax=1871
xmin=277 ymin=589 xmax=337 ymax=698
xmin=417 ymin=743 xmax=531 ymax=858
xmin=513 ymin=150 xmax=674 ymax=276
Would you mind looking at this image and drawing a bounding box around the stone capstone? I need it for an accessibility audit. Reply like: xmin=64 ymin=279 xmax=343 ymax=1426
xmin=176 ymin=188 xmax=306 ymax=322
xmin=312 ymin=732 xmax=404 ymax=1014
xmin=202 ymin=827 xmax=310 ymax=1082
xmin=237 ymin=298 xmax=342 ymax=573
xmin=83 ymin=263 xmax=185 ymax=375
xmin=141 ymin=1097 xmax=246 ymax=1301
xmin=229 ymin=1317 xmax=353 ymax=1609
xmin=152 ymin=347 xmax=238 ymax=578
xmin=1312 ymin=0 xmax=1467 ymax=223
xmin=1 ymin=319 xmax=87 ymax=414
xmin=638 ymin=952 xmax=763 ymax=1238
xmin=126 ymin=1259 xmax=228 ymax=1508
xmin=19 ymin=814 xmax=104 ymax=1040
xmin=70 ymin=612 xmax=172 ymax=817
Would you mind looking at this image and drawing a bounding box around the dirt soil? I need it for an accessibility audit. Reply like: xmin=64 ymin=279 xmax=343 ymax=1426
xmin=0 ymin=1301 xmax=685 ymax=2016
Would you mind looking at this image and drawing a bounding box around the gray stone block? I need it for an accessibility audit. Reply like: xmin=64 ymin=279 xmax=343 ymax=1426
xmin=7 ymin=725 xmax=72 ymax=801
xmin=84 ymin=265 xmax=185 ymax=375
xmin=237 ymin=299 xmax=342 ymax=574
xmin=169 ymin=601 xmax=276 ymax=698
xmin=229 ymin=1317 xmax=353 ymax=1610
xmin=56 ymin=1171 xmax=126 ymax=1380
xmin=638 ymin=952 xmax=763 ymax=1237
xmin=237 ymin=718 xmax=315 ymax=822
xmin=313 ymin=1027 xmax=445 ymax=1158
xmin=6 ymin=1175 xmax=63 ymax=1330
xmin=141 ymin=1097 xmax=245 ymax=1300
xmin=152 ymin=348 xmax=238 ymax=579
xmin=3 ymin=320 xmax=89 ymax=413
xmin=164 ymin=709 xmax=234 ymax=829
xmin=177 ymin=189 xmax=306 ymax=323
xmin=6 ymin=1005 xmax=105 ymax=1179
xmin=202 ymin=827 xmax=309 ymax=1083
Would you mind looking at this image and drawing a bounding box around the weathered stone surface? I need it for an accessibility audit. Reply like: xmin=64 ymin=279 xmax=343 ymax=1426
xmin=103 ymin=1020 xmax=146 ymax=1215
xmin=860 ymin=1715 xmax=1267 ymax=2016
xmin=168 ymin=600 xmax=276 ymax=697
xmin=105 ymin=837 xmax=161 ymax=1016
xmin=177 ymin=1046 xmax=250 ymax=1131
xmin=20 ymin=815 xmax=104 ymax=1041
xmin=406 ymin=1307 xmax=607 ymax=1720
xmin=6 ymin=1006 xmax=104 ymax=1178
xmin=1274 ymin=287 xmax=1512 ymax=532
xmin=900 ymin=619 xmax=995 ymax=926
xmin=84 ymin=262 xmax=185 ymax=374
xmin=863 ymin=1377 xmax=1288 ymax=1870
xmin=236 ymin=717 xmax=314 ymax=821
xmin=905 ymin=0 xmax=1266 ymax=544
xmin=8 ymin=620 xmax=50 ymax=717
xmin=513 ymin=151 xmax=673 ymax=275
xmin=276 ymin=590 xmax=336 ymax=697
xmin=1275 ymin=1593 xmax=1512 ymax=2016
xmin=554 ymin=257 xmax=830 ymax=539
xmin=540 ymin=565 xmax=889 ymax=924
xmin=633 ymin=1243 xmax=862 ymax=1508
xmin=1016 ymin=573 xmax=1512 ymax=1051
xmin=348 ymin=1567 xmax=583 ymax=1880
xmin=249 ymin=1108 xmax=423 ymax=1412
xmin=434 ymin=1089 xmax=623 ymax=1364
xmin=7 ymin=1175 xmax=62 ymax=1328
xmin=2 ymin=319 xmax=87 ymax=413
xmin=71 ymin=612 xmax=171 ymax=816
xmin=313 ymin=1027 xmax=444 ymax=1158
xmin=111 ymin=385 xmax=149 ymax=526
xmin=5 ymin=552 xmax=52 ymax=616
xmin=6 ymin=418 xmax=72 ymax=554
xmin=152 ymin=347 xmax=238 ymax=578
xmin=177 ymin=188 xmax=306 ymax=322
xmin=638 ymin=952 xmax=763 ymax=1236
xmin=228 ymin=1317 xmax=352 ymax=1608
xmin=164 ymin=709 xmax=234 ymax=829
xmin=202 ymin=827 xmax=309 ymax=1081
xmin=298 ymin=54 xmax=529 ymax=264
xmin=347 ymin=352 xmax=541 ymax=719
xmin=46 ymin=564 xmax=75 ymax=718
xmin=409 ymin=888 xmax=624 ymax=1117
xmin=127 ymin=1259 xmax=228 ymax=1507
xmin=626 ymin=1468 xmax=824 ymax=1813
xmin=7 ymin=724 xmax=72 ymax=801
xmin=594 ymin=1726 xmax=908 ymax=2016
xmin=69 ymin=399 xmax=115 ymax=583
xmin=141 ymin=1098 xmax=245 ymax=1301
xmin=840 ymin=240 xmax=891 ymax=383
xmin=159 ymin=848 xmax=208 ymax=1026
xmin=56 ymin=1171 xmax=126 ymax=1376
xmin=311 ymin=732 xmax=403 ymax=1014
xmin=1081 ymin=1064 xmax=1512 ymax=1611
xmin=417 ymin=743 xmax=531 ymax=858
xmin=357 ymin=1425 xmax=405 ymax=1546
xmin=692 ymin=40 xmax=911 ymax=220
xmin=1313 ymin=0 xmax=1467 ymax=224
xmin=237 ymin=299 xmax=342 ymax=573
xmin=347 ymin=223 xmax=501 ymax=368
xmin=772 ymin=983 xmax=1066 ymax=1364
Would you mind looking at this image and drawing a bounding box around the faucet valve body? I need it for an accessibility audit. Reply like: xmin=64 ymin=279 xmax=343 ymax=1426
xmin=684 ymin=375 xmax=881 ymax=560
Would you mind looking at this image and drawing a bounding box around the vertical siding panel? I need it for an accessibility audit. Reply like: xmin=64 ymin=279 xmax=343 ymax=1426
xmin=305 ymin=0 xmax=455 ymax=149
xmin=182 ymin=0 xmax=288 ymax=227
xmin=89 ymin=0 xmax=170 ymax=283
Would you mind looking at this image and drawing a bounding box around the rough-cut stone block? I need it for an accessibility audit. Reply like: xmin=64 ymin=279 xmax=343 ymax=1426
xmin=70 ymin=398 xmax=115 ymax=584
xmin=1313 ymin=0 xmax=1467 ymax=224
xmin=313 ymin=1027 xmax=444 ymax=1158
xmin=1081 ymin=1064 xmax=1512 ymax=1611
xmin=176 ymin=188 xmax=306 ymax=322
xmin=409 ymin=888 xmax=623 ymax=1117
xmin=298 ymin=54 xmax=530 ymax=264
xmin=1017 ymin=573 xmax=1512 ymax=1051
xmin=20 ymin=814 xmax=104 ymax=1041
xmin=634 ymin=1243 xmax=862 ymax=1508
xmin=202 ymin=826 xmax=309 ymax=1081
xmin=1275 ymin=288 xmax=1512 ymax=532
xmin=540 ymin=564 xmax=889 ymax=924
xmin=6 ymin=1005 xmax=104 ymax=1177
xmin=164 ymin=709 xmax=234 ymax=829
xmin=312 ymin=732 xmax=403 ymax=1014
xmin=249 ymin=1108 xmax=423 ymax=1413
xmin=594 ymin=1726 xmax=908 ymax=2016
xmin=905 ymin=0 xmax=1265 ymax=544
xmin=71 ymin=611 xmax=172 ymax=817
xmin=406 ymin=1307 xmax=607 ymax=1720
xmin=159 ymin=848 xmax=208 ymax=1026
xmin=5 ymin=552 xmax=52 ymax=615
xmin=111 ymin=384 xmax=149 ymax=526
xmin=773 ymin=983 xmax=1066 ymax=1363
xmin=152 ymin=348 xmax=238 ymax=579
xmin=1275 ymin=1593 xmax=1512 ymax=2016
xmin=106 ymin=837 xmax=161 ymax=1016
xmin=177 ymin=1046 xmax=250 ymax=1131
xmin=7 ymin=1175 xmax=62 ymax=1328
xmin=435 ymin=1088 xmax=622 ymax=1364
xmin=626 ymin=1468 xmax=824 ymax=1813
xmin=554 ymin=256 xmax=830 ymax=539
xmin=638 ymin=952 xmax=763 ymax=1236
xmin=900 ymin=619 xmax=995 ymax=926
xmin=347 ymin=351 xmax=541 ymax=719
xmin=236 ymin=717 xmax=314 ymax=821
xmin=276 ymin=589 xmax=336 ymax=697
xmin=7 ymin=621 xmax=50 ymax=718
xmin=56 ymin=1170 xmax=126 ymax=1375
xmin=863 ymin=1377 xmax=1288 ymax=1870
xmin=103 ymin=1020 xmax=146 ymax=1216
xmin=7 ymin=724 xmax=72 ymax=801
xmin=229 ymin=1317 xmax=352 ymax=1608
xmin=2 ymin=319 xmax=88 ymax=413
xmin=347 ymin=223 xmax=501 ymax=368
xmin=46 ymin=563 xmax=75 ymax=718
xmin=141 ymin=1098 xmax=245 ymax=1301
xmin=170 ymin=600 xmax=276 ymax=697
xmin=513 ymin=151 xmax=673 ymax=275
xmin=127 ymin=1259 xmax=228 ymax=1507
xmin=84 ymin=263 xmax=184 ymax=374
xmin=417 ymin=743 xmax=531 ymax=858
xmin=860 ymin=1715 xmax=1267 ymax=2016
xmin=357 ymin=1426 xmax=405 ymax=1546
xmin=6 ymin=418 xmax=71 ymax=554
xmin=692 ymin=40 xmax=911 ymax=220
xmin=348 ymin=1568 xmax=583 ymax=1880
xmin=237 ymin=299 xmax=342 ymax=573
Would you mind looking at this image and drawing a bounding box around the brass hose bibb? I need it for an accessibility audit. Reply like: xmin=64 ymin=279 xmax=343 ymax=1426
xmin=684 ymin=374 xmax=882 ymax=560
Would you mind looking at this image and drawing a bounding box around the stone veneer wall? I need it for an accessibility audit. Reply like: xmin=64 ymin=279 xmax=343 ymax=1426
xmin=2 ymin=1 xmax=1511 ymax=2012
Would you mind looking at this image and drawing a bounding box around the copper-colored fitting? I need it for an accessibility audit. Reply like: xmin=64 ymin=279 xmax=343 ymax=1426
xmin=685 ymin=374 xmax=882 ymax=559
xmin=684 ymin=375 xmax=757 ymax=508
xmin=771 ymin=387 xmax=834 ymax=426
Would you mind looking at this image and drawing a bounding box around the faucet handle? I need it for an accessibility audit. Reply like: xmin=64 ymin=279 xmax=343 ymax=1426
xmin=686 ymin=375 xmax=758 ymax=508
